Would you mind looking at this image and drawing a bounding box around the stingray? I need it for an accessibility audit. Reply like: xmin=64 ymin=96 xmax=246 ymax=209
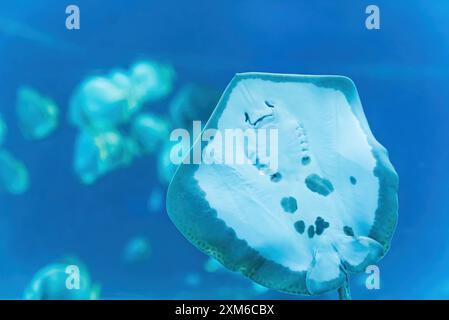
xmin=166 ymin=73 xmax=398 ymax=299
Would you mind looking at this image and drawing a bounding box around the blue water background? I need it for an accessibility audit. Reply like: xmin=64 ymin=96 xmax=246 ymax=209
xmin=0 ymin=0 xmax=448 ymax=299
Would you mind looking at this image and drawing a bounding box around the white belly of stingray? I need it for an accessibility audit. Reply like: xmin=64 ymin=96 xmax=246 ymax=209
xmin=194 ymin=75 xmax=383 ymax=294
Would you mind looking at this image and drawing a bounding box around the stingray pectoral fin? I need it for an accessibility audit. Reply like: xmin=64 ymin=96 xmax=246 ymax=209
xmin=306 ymin=248 xmax=346 ymax=295
xmin=334 ymin=236 xmax=384 ymax=273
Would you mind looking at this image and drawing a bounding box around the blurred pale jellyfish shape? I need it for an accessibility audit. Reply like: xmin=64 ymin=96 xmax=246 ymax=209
xmin=169 ymin=83 xmax=220 ymax=130
xmin=0 ymin=149 xmax=29 ymax=194
xmin=204 ymin=257 xmax=225 ymax=273
xmin=69 ymin=61 xmax=174 ymax=131
xmin=157 ymin=140 xmax=180 ymax=185
xmin=122 ymin=236 xmax=152 ymax=264
xmin=147 ymin=188 xmax=163 ymax=213
xmin=69 ymin=73 xmax=139 ymax=130
xmin=184 ymin=273 xmax=201 ymax=287
xmin=74 ymin=130 xmax=137 ymax=184
xmin=129 ymin=60 xmax=175 ymax=103
xmin=0 ymin=114 xmax=6 ymax=145
xmin=16 ymin=87 xmax=59 ymax=140
xmin=24 ymin=257 xmax=100 ymax=300
xmin=131 ymin=113 xmax=171 ymax=155
xmin=167 ymin=73 xmax=398 ymax=299
xmin=109 ymin=69 xmax=134 ymax=92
